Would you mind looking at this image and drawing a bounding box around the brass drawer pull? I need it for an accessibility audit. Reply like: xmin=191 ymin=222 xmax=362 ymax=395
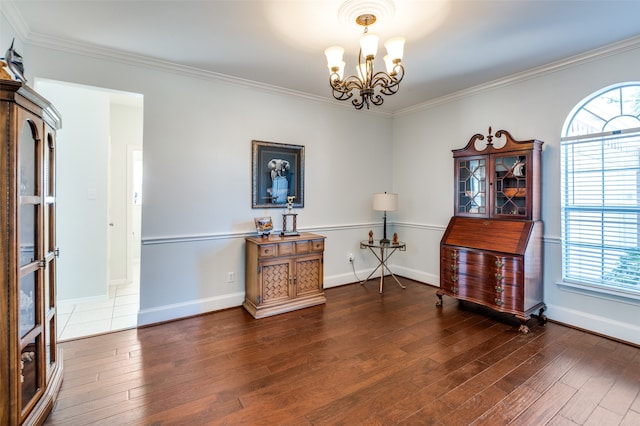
xmin=495 ymin=273 xmax=503 ymax=281
xmin=494 ymin=299 xmax=504 ymax=306
xmin=495 ymin=286 xmax=504 ymax=293
xmin=495 ymin=260 xmax=503 ymax=267
xmin=451 ymin=253 xmax=458 ymax=259
xmin=451 ymin=275 xmax=458 ymax=282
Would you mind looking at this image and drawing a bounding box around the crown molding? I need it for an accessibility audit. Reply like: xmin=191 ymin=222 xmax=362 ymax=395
xmin=395 ymin=35 xmax=640 ymax=117
xmin=26 ymin=31 xmax=392 ymax=117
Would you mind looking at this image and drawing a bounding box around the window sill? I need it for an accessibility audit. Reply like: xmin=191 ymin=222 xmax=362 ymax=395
xmin=556 ymin=280 xmax=640 ymax=306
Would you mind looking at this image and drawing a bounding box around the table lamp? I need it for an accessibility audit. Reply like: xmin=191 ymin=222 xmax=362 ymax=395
xmin=373 ymin=192 xmax=397 ymax=244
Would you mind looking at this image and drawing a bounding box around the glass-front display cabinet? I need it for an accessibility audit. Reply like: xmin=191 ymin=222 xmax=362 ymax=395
xmin=1 ymin=80 xmax=63 ymax=425
xmin=454 ymin=127 xmax=542 ymax=221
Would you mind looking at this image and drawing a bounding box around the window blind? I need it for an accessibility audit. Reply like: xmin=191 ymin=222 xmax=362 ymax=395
xmin=561 ymin=131 xmax=640 ymax=294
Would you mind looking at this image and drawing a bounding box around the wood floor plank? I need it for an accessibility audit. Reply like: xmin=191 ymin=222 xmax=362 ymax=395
xmin=558 ymin=375 xmax=616 ymax=424
xmin=43 ymin=280 xmax=640 ymax=425
xmin=512 ymin=381 xmax=577 ymax=424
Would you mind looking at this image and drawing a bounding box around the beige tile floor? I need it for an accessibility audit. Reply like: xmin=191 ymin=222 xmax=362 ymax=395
xmin=57 ymin=281 xmax=139 ymax=341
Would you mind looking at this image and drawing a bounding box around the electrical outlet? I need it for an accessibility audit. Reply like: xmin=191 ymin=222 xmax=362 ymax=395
xmin=227 ymin=272 xmax=235 ymax=282
xmin=348 ymin=253 xmax=354 ymax=263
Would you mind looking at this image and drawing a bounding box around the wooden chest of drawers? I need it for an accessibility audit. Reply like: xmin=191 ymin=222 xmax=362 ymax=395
xmin=438 ymin=217 xmax=545 ymax=332
xmin=244 ymin=233 xmax=326 ymax=318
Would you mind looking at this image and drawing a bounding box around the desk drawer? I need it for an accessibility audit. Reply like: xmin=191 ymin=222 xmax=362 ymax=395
xmin=278 ymin=242 xmax=294 ymax=255
xmin=259 ymin=244 xmax=276 ymax=257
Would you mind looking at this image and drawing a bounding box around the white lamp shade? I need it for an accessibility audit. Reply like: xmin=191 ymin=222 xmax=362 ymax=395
xmin=373 ymin=192 xmax=398 ymax=212
xmin=360 ymin=32 xmax=379 ymax=58
xmin=384 ymin=37 xmax=405 ymax=62
xmin=324 ymin=46 xmax=345 ymax=70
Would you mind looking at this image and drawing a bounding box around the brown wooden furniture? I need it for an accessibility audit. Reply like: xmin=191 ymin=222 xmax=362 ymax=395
xmin=1 ymin=81 xmax=63 ymax=425
xmin=438 ymin=128 xmax=545 ymax=332
xmin=244 ymin=232 xmax=326 ymax=318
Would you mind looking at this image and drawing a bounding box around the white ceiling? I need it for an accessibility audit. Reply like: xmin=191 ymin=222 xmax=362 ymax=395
xmin=4 ymin=0 xmax=640 ymax=113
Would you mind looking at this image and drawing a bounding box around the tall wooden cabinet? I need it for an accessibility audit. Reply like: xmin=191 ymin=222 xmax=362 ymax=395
xmin=1 ymin=81 xmax=63 ymax=425
xmin=438 ymin=128 xmax=545 ymax=333
xmin=244 ymin=233 xmax=326 ymax=319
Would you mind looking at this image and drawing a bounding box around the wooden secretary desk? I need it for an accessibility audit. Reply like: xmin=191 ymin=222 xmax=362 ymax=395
xmin=1 ymin=81 xmax=63 ymax=425
xmin=438 ymin=128 xmax=546 ymax=333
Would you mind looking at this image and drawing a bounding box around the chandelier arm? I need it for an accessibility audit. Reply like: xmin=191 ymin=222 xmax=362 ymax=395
xmin=371 ymin=78 xmax=398 ymax=97
xmin=332 ymin=89 xmax=354 ymax=102
xmin=370 ymin=72 xmax=395 ymax=87
xmin=370 ymin=94 xmax=385 ymax=106
xmin=378 ymin=80 xmax=401 ymax=96
xmin=372 ymin=66 xmax=405 ymax=96
xmin=370 ymin=66 xmax=404 ymax=87
xmin=329 ymin=78 xmax=353 ymax=101
xmin=331 ymin=75 xmax=365 ymax=92
xmin=352 ymin=95 xmax=367 ymax=110
xmin=343 ymin=75 xmax=366 ymax=90
xmin=389 ymin=63 xmax=405 ymax=83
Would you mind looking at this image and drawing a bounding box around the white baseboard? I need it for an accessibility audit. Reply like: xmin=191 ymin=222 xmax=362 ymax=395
xmin=137 ymin=292 xmax=245 ymax=326
xmin=323 ymin=269 xmax=374 ymax=288
xmin=324 ymin=266 xmax=438 ymax=289
xmin=546 ymin=303 xmax=640 ymax=346
xmin=390 ymin=265 xmax=439 ymax=287
xmin=136 ymin=266 xmax=439 ymax=327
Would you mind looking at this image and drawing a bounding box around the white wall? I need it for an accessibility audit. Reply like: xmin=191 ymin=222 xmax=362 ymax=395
xmin=22 ymin=43 xmax=394 ymax=325
xmin=35 ymin=81 xmax=110 ymax=301
xmin=392 ymin=41 xmax=640 ymax=345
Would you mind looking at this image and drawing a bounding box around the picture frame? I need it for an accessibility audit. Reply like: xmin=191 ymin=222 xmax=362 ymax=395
xmin=252 ymin=140 xmax=304 ymax=209
xmin=254 ymin=216 xmax=274 ymax=236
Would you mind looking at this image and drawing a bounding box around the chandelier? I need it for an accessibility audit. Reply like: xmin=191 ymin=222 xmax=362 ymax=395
xmin=324 ymin=13 xmax=405 ymax=110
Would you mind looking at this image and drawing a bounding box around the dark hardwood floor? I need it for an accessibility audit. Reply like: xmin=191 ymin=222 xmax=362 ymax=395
xmin=45 ymin=279 xmax=640 ymax=425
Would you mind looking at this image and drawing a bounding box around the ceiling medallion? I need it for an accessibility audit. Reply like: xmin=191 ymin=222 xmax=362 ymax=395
xmin=337 ymin=0 xmax=396 ymax=25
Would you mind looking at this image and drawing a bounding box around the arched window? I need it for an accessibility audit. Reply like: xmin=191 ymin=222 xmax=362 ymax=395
xmin=561 ymin=83 xmax=640 ymax=297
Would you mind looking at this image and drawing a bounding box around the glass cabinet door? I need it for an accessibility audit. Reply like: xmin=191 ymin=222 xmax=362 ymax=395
xmin=457 ymin=157 xmax=487 ymax=215
xmin=493 ymin=153 xmax=528 ymax=217
xmin=18 ymin=120 xmax=40 ymax=338
xmin=43 ymin=129 xmax=58 ymax=377
xmin=18 ymin=116 xmax=44 ymax=414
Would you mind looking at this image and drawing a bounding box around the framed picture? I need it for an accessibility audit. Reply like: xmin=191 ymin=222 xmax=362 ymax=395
xmin=254 ymin=216 xmax=274 ymax=236
xmin=252 ymin=140 xmax=304 ymax=209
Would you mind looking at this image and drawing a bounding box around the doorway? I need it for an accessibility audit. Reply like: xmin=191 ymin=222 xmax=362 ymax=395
xmin=35 ymin=79 xmax=144 ymax=340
